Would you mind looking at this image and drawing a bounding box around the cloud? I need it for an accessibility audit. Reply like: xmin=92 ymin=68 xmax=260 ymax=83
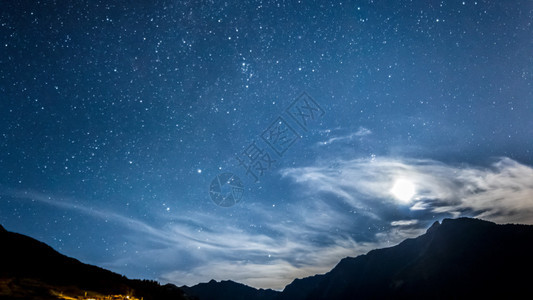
xmin=318 ymin=127 xmax=372 ymax=146
xmin=157 ymin=207 xmax=425 ymax=290
xmin=391 ymin=220 xmax=419 ymax=226
xmin=160 ymin=242 xmax=360 ymax=290
xmin=280 ymin=156 xmax=533 ymax=225
xmin=355 ymin=127 xmax=372 ymax=136
xmin=0 ymin=188 xmax=189 ymax=246
xmin=0 ymin=186 xmax=421 ymax=290
xmin=4 ymin=156 xmax=531 ymax=290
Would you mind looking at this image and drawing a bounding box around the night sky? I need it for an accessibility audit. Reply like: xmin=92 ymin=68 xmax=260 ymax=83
xmin=1 ymin=0 xmax=532 ymax=290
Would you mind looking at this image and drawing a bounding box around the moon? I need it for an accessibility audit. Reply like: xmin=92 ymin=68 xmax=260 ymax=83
xmin=390 ymin=178 xmax=416 ymax=203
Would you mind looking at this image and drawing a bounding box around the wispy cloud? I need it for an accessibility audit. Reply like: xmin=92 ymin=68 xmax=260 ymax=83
xmin=0 ymin=188 xmax=190 ymax=246
xmin=391 ymin=220 xmax=419 ymax=226
xmin=160 ymin=240 xmax=363 ymax=290
xmin=281 ymin=156 xmax=533 ymax=225
xmin=0 ymin=185 xmax=421 ymax=290
xmin=317 ymin=127 xmax=372 ymax=146
xmin=3 ymin=156 xmax=531 ymax=290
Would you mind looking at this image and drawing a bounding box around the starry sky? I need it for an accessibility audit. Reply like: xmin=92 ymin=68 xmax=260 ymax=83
xmin=1 ymin=0 xmax=532 ymax=290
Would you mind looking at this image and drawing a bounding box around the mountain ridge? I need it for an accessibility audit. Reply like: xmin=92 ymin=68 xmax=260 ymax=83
xmin=185 ymin=217 xmax=533 ymax=300
xmin=277 ymin=217 xmax=533 ymax=299
xmin=181 ymin=279 xmax=278 ymax=300
xmin=0 ymin=225 xmax=193 ymax=300
xmin=2 ymin=217 xmax=533 ymax=299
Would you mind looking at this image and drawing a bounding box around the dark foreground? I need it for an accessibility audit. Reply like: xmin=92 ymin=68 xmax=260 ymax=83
xmin=2 ymin=217 xmax=533 ymax=300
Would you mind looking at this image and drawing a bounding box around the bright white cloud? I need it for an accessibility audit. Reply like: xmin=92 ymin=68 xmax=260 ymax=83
xmin=391 ymin=220 xmax=419 ymax=226
xmin=281 ymin=156 xmax=533 ymax=224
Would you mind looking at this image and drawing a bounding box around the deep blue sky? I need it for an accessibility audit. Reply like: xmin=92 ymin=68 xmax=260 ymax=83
xmin=1 ymin=0 xmax=532 ymax=290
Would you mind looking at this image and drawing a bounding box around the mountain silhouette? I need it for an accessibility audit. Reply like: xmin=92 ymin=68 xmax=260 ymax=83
xmin=184 ymin=218 xmax=533 ymax=300
xmin=2 ymin=218 xmax=533 ymax=299
xmin=276 ymin=217 xmax=533 ymax=299
xmin=181 ymin=279 xmax=278 ymax=300
xmin=0 ymin=224 xmax=193 ymax=300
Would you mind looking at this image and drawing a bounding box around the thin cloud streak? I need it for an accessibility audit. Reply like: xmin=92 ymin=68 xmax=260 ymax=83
xmin=391 ymin=220 xmax=419 ymax=226
xmin=317 ymin=127 xmax=372 ymax=146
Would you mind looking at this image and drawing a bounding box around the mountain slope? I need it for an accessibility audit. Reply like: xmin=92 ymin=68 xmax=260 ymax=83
xmin=278 ymin=218 xmax=533 ymax=300
xmin=0 ymin=224 xmax=192 ymax=300
xmin=182 ymin=279 xmax=279 ymax=300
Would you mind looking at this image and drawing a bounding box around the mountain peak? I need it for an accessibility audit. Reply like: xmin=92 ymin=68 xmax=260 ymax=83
xmin=426 ymin=218 xmax=499 ymax=237
xmin=426 ymin=220 xmax=441 ymax=233
xmin=439 ymin=217 xmax=497 ymax=230
xmin=278 ymin=217 xmax=533 ymax=300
